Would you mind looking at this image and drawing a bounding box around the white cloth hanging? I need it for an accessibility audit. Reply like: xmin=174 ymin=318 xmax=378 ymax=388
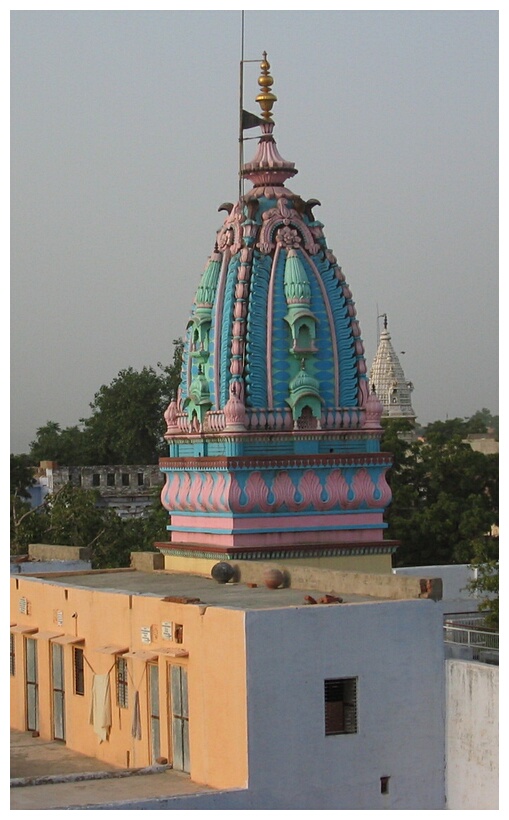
xmin=89 ymin=673 xmax=112 ymax=742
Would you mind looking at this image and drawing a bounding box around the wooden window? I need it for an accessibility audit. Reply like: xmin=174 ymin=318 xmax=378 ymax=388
xmin=92 ymin=474 xmax=100 ymax=487
xmin=73 ymin=647 xmax=84 ymax=695
xmin=122 ymin=473 xmax=130 ymax=487
xmin=116 ymin=657 xmax=128 ymax=708
xmin=107 ymin=473 xmax=115 ymax=487
xmin=137 ymin=473 xmax=144 ymax=487
xmin=324 ymin=677 xmax=358 ymax=735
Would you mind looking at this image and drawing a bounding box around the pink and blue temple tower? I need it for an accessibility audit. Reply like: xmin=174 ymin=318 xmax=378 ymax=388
xmin=158 ymin=55 xmax=397 ymax=571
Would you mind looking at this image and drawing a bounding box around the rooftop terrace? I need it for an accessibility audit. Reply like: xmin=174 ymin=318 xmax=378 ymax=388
xmin=20 ymin=556 xmax=443 ymax=609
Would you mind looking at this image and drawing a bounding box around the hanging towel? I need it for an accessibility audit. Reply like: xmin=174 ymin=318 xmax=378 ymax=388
xmin=131 ymin=690 xmax=142 ymax=740
xmin=89 ymin=673 xmax=112 ymax=742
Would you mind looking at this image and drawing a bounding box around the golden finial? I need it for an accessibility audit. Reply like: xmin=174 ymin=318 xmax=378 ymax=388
xmin=255 ymin=51 xmax=277 ymax=122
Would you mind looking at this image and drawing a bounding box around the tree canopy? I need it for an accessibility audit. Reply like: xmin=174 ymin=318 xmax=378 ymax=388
xmin=466 ymin=536 xmax=499 ymax=629
xmin=10 ymin=482 xmax=168 ymax=568
xmin=27 ymin=339 xmax=183 ymax=466
xmin=10 ymin=454 xmax=36 ymax=500
xmin=382 ymin=417 xmax=499 ymax=568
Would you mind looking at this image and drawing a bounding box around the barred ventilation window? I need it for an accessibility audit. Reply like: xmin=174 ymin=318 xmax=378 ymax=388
xmin=73 ymin=647 xmax=85 ymax=695
xmin=324 ymin=677 xmax=358 ymax=735
xmin=116 ymin=657 xmax=128 ymax=708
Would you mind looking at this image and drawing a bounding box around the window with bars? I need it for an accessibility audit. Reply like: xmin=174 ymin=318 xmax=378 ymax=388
xmin=10 ymin=633 xmax=15 ymax=676
xmin=73 ymin=647 xmax=85 ymax=695
xmin=324 ymin=677 xmax=358 ymax=735
xmin=116 ymin=657 xmax=128 ymax=708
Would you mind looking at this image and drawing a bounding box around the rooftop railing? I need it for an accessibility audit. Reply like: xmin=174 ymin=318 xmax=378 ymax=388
xmin=443 ymin=611 xmax=498 ymax=662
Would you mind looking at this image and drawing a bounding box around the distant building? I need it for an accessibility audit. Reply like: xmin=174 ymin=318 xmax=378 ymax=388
xmin=32 ymin=462 xmax=163 ymax=518
xmin=464 ymin=433 xmax=499 ymax=455
xmin=369 ymin=315 xmax=416 ymax=423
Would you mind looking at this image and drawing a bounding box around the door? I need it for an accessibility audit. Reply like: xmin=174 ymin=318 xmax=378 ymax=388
xmin=25 ymin=637 xmax=39 ymax=732
xmin=170 ymin=665 xmax=189 ymax=772
xmin=51 ymin=642 xmax=65 ymax=741
xmin=148 ymin=663 xmax=160 ymax=764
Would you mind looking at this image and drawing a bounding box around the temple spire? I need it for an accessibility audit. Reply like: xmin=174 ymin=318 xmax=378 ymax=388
xmin=369 ymin=316 xmax=416 ymax=422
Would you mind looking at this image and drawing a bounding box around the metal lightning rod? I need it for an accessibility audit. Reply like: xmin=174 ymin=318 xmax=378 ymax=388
xmin=238 ymin=10 xmax=245 ymax=200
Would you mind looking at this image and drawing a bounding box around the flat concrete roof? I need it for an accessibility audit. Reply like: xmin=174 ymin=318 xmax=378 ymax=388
xmin=10 ymin=730 xmax=215 ymax=810
xmin=23 ymin=568 xmax=387 ymax=609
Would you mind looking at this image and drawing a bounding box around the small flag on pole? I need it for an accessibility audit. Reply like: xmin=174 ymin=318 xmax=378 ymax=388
xmin=242 ymin=109 xmax=265 ymax=130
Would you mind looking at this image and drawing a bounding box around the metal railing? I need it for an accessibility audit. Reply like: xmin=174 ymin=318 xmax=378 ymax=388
xmin=443 ymin=612 xmax=498 ymax=658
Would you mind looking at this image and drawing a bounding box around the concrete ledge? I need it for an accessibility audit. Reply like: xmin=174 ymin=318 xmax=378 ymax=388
xmin=28 ymin=544 xmax=91 ymax=562
xmin=130 ymin=551 xmax=165 ymax=571
xmin=11 ymin=764 xmax=172 ymax=788
xmin=228 ymin=560 xmax=443 ymax=601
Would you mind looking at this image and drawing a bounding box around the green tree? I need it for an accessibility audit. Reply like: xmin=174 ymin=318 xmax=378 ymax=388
xmin=11 ymin=482 xmax=170 ymax=568
xmin=82 ymin=366 xmax=168 ymax=464
xmin=11 ymin=498 xmax=48 ymax=555
xmin=10 ymin=454 xmax=44 ymax=554
xmin=466 ymin=408 xmax=499 ymax=437
xmin=25 ymin=339 xmax=184 ymax=467
xmin=158 ymin=337 xmax=184 ymax=404
xmin=10 ymin=453 xmax=35 ymax=499
xmin=29 ymin=422 xmax=89 ymax=466
xmin=383 ymin=418 xmax=498 ymax=567
xmin=423 ymin=409 xmax=499 ymax=444
xmin=90 ymin=493 xmax=168 ymax=568
xmin=42 ymin=484 xmax=108 ymax=549
xmin=29 ymin=421 xmax=63 ymax=463
xmin=81 ymin=339 xmax=183 ymax=465
xmin=467 ymin=536 xmax=499 ymax=629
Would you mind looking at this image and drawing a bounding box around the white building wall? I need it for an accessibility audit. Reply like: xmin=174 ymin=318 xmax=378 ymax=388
xmin=446 ymin=659 xmax=498 ymax=809
xmin=394 ymin=564 xmax=479 ymax=615
xmin=244 ymin=599 xmax=445 ymax=809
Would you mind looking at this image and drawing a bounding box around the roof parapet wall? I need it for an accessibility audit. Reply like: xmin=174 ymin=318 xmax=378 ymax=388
xmin=228 ymin=561 xmax=442 ymax=601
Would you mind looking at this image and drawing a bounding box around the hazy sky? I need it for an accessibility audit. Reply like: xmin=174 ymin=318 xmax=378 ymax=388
xmin=10 ymin=8 xmax=499 ymax=454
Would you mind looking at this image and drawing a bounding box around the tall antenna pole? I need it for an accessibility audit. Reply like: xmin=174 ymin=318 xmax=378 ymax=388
xmin=238 ymin=10 xmax=245 ymax=200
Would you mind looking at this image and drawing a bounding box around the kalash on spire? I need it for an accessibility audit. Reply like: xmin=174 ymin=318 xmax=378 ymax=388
xmin=158 ymin=55 xmax=398 ymax=572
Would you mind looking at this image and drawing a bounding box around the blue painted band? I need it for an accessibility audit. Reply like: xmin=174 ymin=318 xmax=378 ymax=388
xmin=169 ymin=522 xmax=387 ymax=535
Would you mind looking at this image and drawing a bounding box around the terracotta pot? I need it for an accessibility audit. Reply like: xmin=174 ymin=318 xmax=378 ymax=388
xmin=263 ymin=568 xmax=284 ymax=589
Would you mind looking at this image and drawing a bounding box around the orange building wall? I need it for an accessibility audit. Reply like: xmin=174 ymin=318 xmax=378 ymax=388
xmin=10 ymin=575 xmax=248 ymax=790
